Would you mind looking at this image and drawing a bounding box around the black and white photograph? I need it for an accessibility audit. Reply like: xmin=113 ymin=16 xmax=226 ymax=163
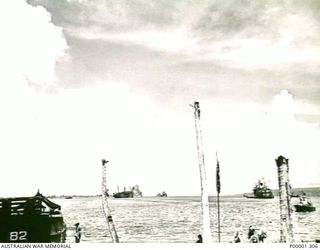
xmin=0 ymin=0 xmax=319 ymax=246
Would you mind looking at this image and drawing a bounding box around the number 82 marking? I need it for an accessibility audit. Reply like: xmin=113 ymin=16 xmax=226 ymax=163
xmin=10 ymin=231 xmax=27 ymax=241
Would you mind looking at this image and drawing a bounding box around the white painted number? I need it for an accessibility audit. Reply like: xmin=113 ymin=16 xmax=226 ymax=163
xmin=9 ymin=231 xmax=27 ymax=241
xmin=19 ymin=231 xmax=27 ymax=240
xmin=9 ymin=232 xmax=18 ymax=241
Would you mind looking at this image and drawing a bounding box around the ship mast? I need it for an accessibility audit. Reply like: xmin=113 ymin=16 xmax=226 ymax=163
xmin=192 ymin=102 xmax=211 ymax=243
xmin=101 ymin=159 xmax=119 ymax=243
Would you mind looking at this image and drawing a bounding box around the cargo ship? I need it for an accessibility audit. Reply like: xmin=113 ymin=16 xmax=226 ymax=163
xmin=156 ymin=191 xmax=167 ymax=197
xmin=0 ymin=192 xmax=66 ymax=243
xmin=113 ymin=185 xmax=142 ymax=198
xmin=244 ymin=179 xmax=274 ymax=199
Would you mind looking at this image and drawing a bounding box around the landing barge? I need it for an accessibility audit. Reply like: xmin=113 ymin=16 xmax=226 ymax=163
xmin=0 ymin=192 xmax=66 ymax=243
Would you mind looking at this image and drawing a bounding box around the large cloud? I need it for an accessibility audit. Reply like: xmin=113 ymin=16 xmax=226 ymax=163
xmin=0 ymin=1 xmax=67 ymax=86
xmin=200 ymin=89 xmax=320 ymax=193
xmin=0 ymin=1 xmax=67 ymax=196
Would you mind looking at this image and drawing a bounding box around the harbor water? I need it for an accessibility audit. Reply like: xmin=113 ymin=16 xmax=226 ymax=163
xmin=57 ymin=196 xmax=320 ymax=243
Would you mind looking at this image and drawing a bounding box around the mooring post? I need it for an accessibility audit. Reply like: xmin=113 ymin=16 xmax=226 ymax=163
xmin=101 ymin=159 xmax=119 ymax=243
xmin=192 ymin=102 xmax=211 ymax=243
xmin=275 ymin=156 xmax=294 ymax=243
xmin=216 ymin=152 xmax=221 ymax=243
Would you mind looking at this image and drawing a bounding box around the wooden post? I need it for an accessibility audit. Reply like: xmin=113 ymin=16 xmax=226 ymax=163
xmin=193 ymin=102 xmax=211 ymax=243
xmin=101 ymin=159 xmax=119 ymax=243
xmin=275 ymin=156 xmax=294 ymax=243
xmin=216 ymin=152 xmax=221 ymax=243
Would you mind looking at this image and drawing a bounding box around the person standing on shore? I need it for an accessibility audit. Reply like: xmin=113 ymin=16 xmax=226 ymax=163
xmin=74 ymin=223 xmax=82 ymax=243
xmin=234 ymin=232 xmax=241 ymax=243
xmin=196 ymin=234 xmax=203 ymax=243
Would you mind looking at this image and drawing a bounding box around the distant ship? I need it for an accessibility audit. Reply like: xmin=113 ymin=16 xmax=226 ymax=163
xmin=294 ymin=193 xmax=316 ymax=212
xmin=113 ymin=185 xmax=142 ymax=198
xmin=294 ymin=203 xmax=316 ymax=212
xmin=0 ymin=191 xmax=66 ymax=243
xmin=244 ymin=179 xmax=274 ymax=199
xmin=156 ymin=191 xmax=167 ymax=197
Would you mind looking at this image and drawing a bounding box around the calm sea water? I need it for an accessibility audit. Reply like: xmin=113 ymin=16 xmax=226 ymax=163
xmin=55 ymin=196 xmax=320 ymax=243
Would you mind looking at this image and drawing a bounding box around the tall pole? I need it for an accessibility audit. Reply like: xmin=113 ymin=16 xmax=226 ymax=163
xmin=192 ymin=101 xmax=211 ymax=243
xmin=101 ymin=159 xmax=119 ymax=243
xmin=216 ymin=152 xmax=221 ymax=243
xmin=275 ymin=156 xmax=294 ymax=243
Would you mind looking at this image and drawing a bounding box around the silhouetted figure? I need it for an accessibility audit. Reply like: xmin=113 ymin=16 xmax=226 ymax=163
xmin=234 ymin=232 xmax=241 ymax=243
xmin=299 ymin=192 xmax=308 ymax=205
xmin=102 ymin=159 xmax=109 ymax=166
xmin=196 ymin=234 xmax=203 ymax=243
xmin=74 ymin=223 xmax=82 ymax=243
xmin=248 ymin=226 xmax=255 ymax=239
xmin=249 ymin=234 xmax=259 ymax=243
xmin=249 ymin=229 xmax=267 ymax=243
xmin=258 ymin=230 xmax=267 ymax=243
xmin=35 ymin=189 xmax=41 ymax=196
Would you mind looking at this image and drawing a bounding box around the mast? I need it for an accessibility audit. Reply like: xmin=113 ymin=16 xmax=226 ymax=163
xmin=275 ymin=156 xmax=294 ymax=242
xmin=101 ymin=159 xmax=119 ymax=243
xmin=192 ymin=101 xmax=211 ymax=243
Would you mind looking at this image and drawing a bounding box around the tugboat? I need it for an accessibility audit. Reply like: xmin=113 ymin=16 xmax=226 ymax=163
xmin=156 ymin=191 xmax=167 ymax=197
xmin=294 ymin=193 xmax=316 ymax=212
xmin=244 ymin=179 xmax=274 ymax=199
xmin=0 ymin=191 xmax=66 ymax=243
xmin=113 ymin=185 xmax=142 ymax=198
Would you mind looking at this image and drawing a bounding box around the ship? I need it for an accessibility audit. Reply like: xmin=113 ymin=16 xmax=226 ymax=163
xmin=244 ymin=179 xmax=274 ymax=199
xmin=294 ymin=203 xmax=316 ymax=212
xmin=156 ymin=191 xmax=167 ymax=197
xmin=0 ymin=191 xmax=66 ymax=243
xmin=294 ymin=193 xmax=316 ymax=212
xmin=113 ymin=185 xmax=142 ymax=198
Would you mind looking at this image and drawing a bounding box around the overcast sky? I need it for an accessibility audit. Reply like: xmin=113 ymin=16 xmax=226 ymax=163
xmin=1 ymin=0 xmax=319 ymax=197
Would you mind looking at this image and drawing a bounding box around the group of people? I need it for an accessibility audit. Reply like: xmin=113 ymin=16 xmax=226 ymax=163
xmin=76 ymin=221 xmax=267 ymax=243
xmin=246 ymin=226 xmax=267 ymax=243
xmin=233 ymin=226 xmax=267 ymax=243
xmin=232 ymin=226 xmax=267 ymax=243
xmin=196 ymin=226 xmax=267 ymax=243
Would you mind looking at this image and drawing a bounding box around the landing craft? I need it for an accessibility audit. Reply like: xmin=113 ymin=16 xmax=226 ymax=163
xmin=0 ymin=192 xmax=66 ymax=243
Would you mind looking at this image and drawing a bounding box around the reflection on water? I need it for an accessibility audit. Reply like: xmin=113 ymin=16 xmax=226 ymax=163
xmin=56 ymin=196 xmax=320 ymax=243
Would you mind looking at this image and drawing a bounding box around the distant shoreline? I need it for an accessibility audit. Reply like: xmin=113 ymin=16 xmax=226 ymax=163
xmin=47 ymin=186 xmax=320 ymax=199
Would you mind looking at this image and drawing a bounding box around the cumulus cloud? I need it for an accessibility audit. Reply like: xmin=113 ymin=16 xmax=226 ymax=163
xmin=266 ymin=90 xmax=320 ymax=187
xmin=0 ymin=1 xmax=67 ymax=87
xmin=0 ymin=1 xmax=67 ymax=196
xmin=0 ymin=0 xmax=67 ymax=122
xmin=200 ymin=89 xmax=320 ymax=193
